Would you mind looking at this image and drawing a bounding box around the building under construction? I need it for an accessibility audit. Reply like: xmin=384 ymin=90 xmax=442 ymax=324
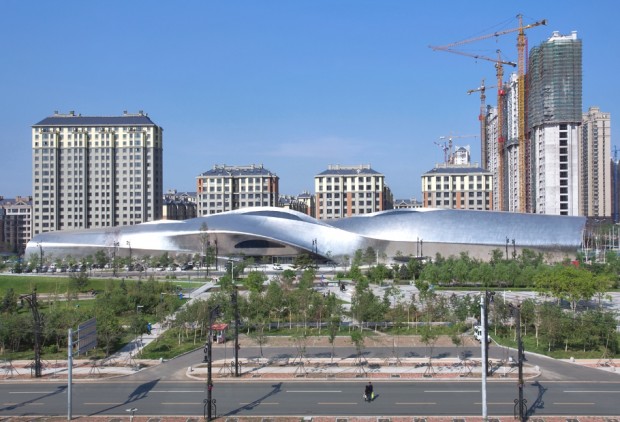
xmin=483 ymin=30 xmax=583 ymax=215
xmin=527 ymin=30 xmax=583 ymax=216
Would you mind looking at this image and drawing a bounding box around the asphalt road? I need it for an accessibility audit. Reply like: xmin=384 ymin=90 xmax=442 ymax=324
xmin=1 ymin=379 xmax=620 ymax=418
xmin=1 ymin=345 xmax=619 ymax=419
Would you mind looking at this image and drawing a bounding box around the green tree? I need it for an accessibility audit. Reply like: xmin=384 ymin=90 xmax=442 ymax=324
xmin=244 ymin=271 xmax=267 ymax=294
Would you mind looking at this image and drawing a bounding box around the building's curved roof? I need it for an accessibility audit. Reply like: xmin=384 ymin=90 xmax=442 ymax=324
xmin=25 ymin=207 xmax=585 ymax=261
xmin=328 ymin=208 xmax=584 ymax=248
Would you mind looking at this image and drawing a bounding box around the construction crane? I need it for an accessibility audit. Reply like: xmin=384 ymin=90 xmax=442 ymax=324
xmin=430 ymin=15 xmax=546 ymax=212
xmin=516 ymin=15 xmax=547 ymax=213
xmin=467 ymin=79 xmax=496 ymax=170
xmin=435 ymin=134 xmax=477 ymax=164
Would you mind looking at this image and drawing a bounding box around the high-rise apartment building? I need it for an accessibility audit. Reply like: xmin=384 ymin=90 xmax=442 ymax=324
xmin=31 ymin=111 xmax=163 ymax=235
xmin=484 ymin=106 xmax=503 ymax=211
xmin=612 ymin=157 xmax=620 ymax=223
xmin=314 ymin=164 xmax=392 ymax=219
xmin=196 ymin=164 xmax=279 ymax=215
xmin=527 ymin=31 xmax=582 ymax=216
xmin=0 ymin=196 xmax=32 ymax=255
xmin=580 ymin=107 xmax=612 ymax=218
xmin=505 ymin=73 xmax=523 ymax=213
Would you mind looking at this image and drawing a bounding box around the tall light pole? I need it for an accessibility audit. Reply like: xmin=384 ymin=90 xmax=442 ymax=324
xmin=112 ymin=242 xmax=119 ymax=277
xmin=231 ymin=286 xmax=240 ymax=377
xmin=206 ymin=305 xmax=221 ymax=421
xmin=126 ymin=241 xmax=132 ymax=268
xmin=480 ymin=293 xmax=488 ymax=421
xmin=37 ymin=242 xmax=43 ymax=273
xmin=21 ymin=290 xmax=42 ymax=377
xmin=510 ymin=302 xmax=527 ymax=421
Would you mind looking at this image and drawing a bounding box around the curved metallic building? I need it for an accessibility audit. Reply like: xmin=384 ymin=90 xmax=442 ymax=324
xmin=25 ymin=207 xmax=586 ymax=263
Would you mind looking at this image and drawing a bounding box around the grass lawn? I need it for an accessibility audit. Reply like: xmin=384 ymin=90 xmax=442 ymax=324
xmin=0 ymin=274 xmax=209 ymax=296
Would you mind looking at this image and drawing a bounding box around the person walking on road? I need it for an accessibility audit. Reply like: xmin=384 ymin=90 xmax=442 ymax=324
xmin=364 ymin=381 xmax=374 ymax=402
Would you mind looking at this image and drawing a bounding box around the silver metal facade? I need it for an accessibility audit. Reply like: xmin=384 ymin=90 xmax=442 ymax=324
xmin=26 ymin=207 xmax=585 ymax=263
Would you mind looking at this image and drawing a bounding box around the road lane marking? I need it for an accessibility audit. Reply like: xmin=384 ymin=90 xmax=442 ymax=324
xmin=554 ymin=402 xmax=594 ymax=405
xmin=3 ymin=402 xmax=45 ymax=406
xmin=9 ymin=391 xmax=55 ymax=394
xmin=151 ymin=390 xmax=204 ymax=393
xmin=475 ymin=402 xmax=514 ymax=405
xmin=564 ymin=390 xmax=620 ymax=393
xmin=162 ymin=402 xmax=202 ymax=405
xmin=319 ymin=402 xmax=357 ymax=405
xmin=396 ymin=402 xmax=436 ymax=405
xmin=424 ymin=390 xmax=479 ymax=393
xmin=84 ymin=403 xmax=124 ymax=405
xmin=239 ymin=402 xmax=279 ymax=405
xmin=287 ymin=390 xmax=342 ymax=393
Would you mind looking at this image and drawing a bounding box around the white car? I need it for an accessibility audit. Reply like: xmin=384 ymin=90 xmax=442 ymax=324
xmin=474 ymin=325 xmax=491 ymax=343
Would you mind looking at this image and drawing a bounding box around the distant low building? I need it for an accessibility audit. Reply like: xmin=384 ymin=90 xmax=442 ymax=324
xmin=278 ymin=194 xmax=308 ymax=214
xmin=0 ymin=195 xmax=32 ymax=255
xmin=393 ymin=198 xmax=424 ymax=209
xmin=196 ymin=164 xmax=279 ymax=215
xmin=296 ymin=190 xmax=315 ymax=218
xmin=314 ymin=164 xmax=393 ymax=220
xmin=163 ymin=189 xmax=197 ymax=220
xmin=422 ymin=163 xmax=493 ymax=210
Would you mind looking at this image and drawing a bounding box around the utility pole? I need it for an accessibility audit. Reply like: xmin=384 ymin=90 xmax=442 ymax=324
xmin=37 ymin=243 xmax=44 ymax=273
xmin=232 ymin=286 xmax=240 ymax=377
xmin=511 ymin=302 xmax=527 ymax=421
xmin=206 ymin=305 xmax=221 ymax=421
xmin=480 ymin=294 xmax=488 ymax=421
xmin=21 ymin=291 xmax=42 ymax=377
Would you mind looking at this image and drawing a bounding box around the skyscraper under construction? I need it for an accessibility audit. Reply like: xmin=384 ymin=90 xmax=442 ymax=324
xmin=527 ymin=31 xmax=582 ymax=216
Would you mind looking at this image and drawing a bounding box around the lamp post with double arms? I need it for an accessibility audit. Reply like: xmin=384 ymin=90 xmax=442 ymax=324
xmin=510 ymin=302 xmax=526 ymax=421
xmin=37 ymin=242 xmax=43 ymax=273
xmin=112 ymin=242 xmax=119 ymax=277
xmin=205 ymin=305 xmax=221 ymax=421
xmin=126 ymin=241 xmax=132 ymax=269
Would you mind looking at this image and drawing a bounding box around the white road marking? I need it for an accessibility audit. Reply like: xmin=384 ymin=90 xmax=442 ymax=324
xmin=287 ymin=390 xmax=342 ymax=393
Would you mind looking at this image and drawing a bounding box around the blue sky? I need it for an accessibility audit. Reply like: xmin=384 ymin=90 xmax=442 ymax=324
xmin=1 ymin=1 xmax=617 ymax=201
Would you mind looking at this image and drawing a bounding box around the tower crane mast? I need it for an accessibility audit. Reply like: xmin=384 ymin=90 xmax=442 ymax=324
xmin=467 ymin=79 xmax=496 ymax=171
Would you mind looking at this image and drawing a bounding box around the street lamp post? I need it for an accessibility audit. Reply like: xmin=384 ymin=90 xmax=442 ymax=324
xmin=112 ymin=242 xmax=119 ymax=277
xmin=206 ymin=305 xmax=221 ymax=421
xmin=136 ymin=305 xmax=144 ymax=356
xmin=20 ymin=290 xmax=42 ymax=378
xmin=231 ymin=286 xmax=240 ymax=377
xmin=510 ymin=302 xmax=527 ymax=421
xmin=126 ymin=241 xmax=132 ymax=269
xmin=37 ymin=242 xmax=43 ymax=273
xmin=206 ymin=240 xmax=210 ymax=277
xmin=505 ymin=237 xmax=509 ymax=259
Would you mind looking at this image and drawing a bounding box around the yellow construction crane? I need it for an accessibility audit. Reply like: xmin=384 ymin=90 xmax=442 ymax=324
xmin=430 ymin=15 xmax=546 ymax=212
xmin=467 ymin=79 xmax=496 ymax=170
xmin=516 ymin=15 xmax=546 ymax=213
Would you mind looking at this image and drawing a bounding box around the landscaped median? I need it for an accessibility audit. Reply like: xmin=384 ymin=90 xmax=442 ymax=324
xmin=186 ymin=356 xmax=541 ymax=380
